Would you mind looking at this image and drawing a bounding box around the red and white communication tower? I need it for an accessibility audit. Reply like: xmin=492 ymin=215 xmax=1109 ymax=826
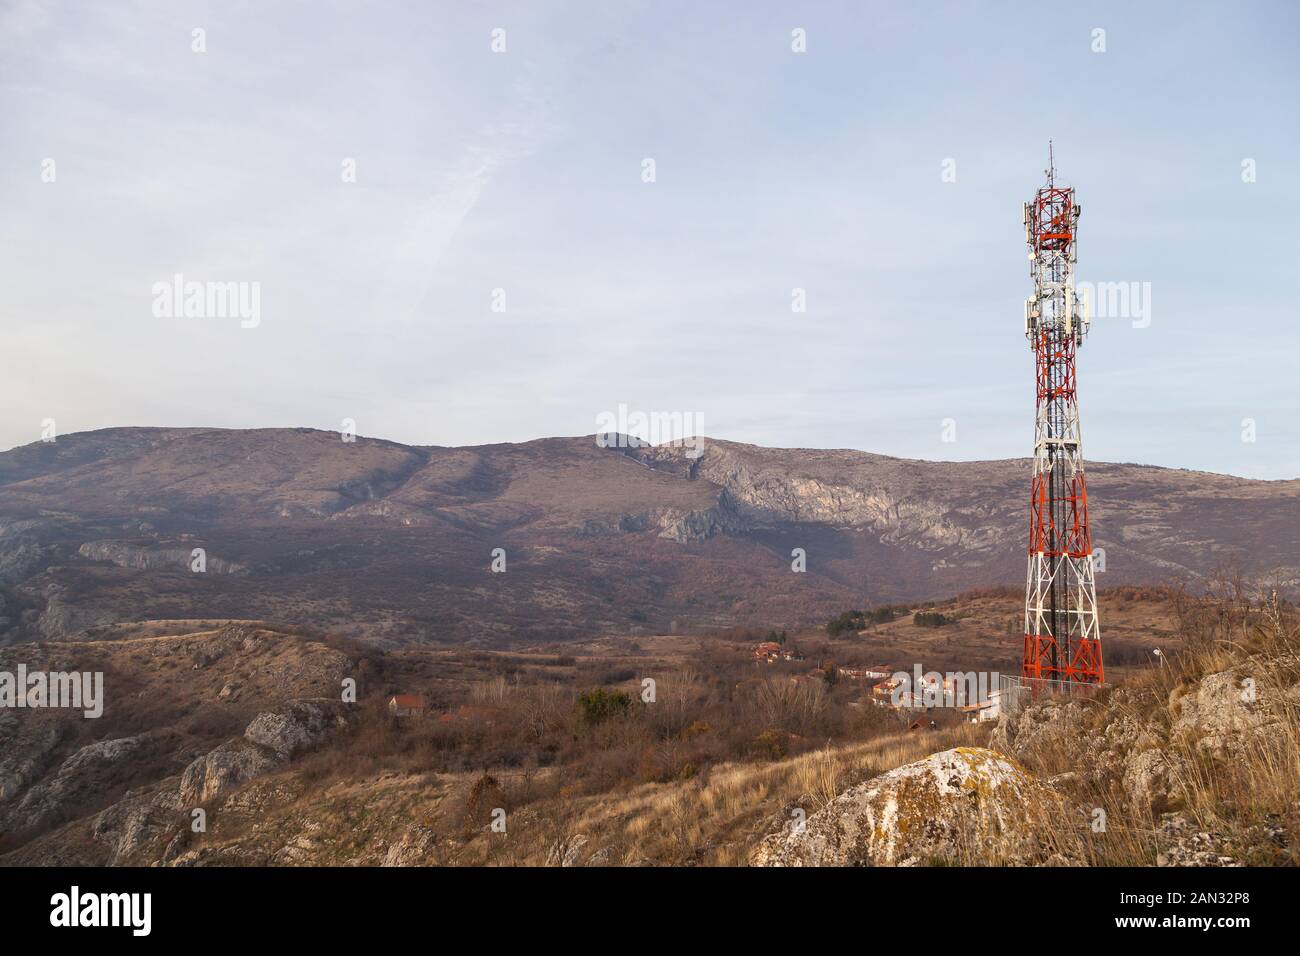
xmin=1021 ymin=145 xmax=1104 ymax=685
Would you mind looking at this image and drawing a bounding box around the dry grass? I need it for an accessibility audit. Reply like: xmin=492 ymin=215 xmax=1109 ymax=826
xmin=191 ymin=719 xmax=990 ymax=867
xmin=1021 ymin=575 xmax=1300 ymax=866
xmin=22 ymin=582 xmax=1290 ymax=867
xmin=160 ymin=581 xmax=1297 ymax=868
xmin=435 ymin=721 xmax=991 ymax=866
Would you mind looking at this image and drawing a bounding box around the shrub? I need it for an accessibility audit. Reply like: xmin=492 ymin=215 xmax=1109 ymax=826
xmin=683 ymin=720 xmax=711 ymax=739
xmin=826 ymin=610 xmax=866 ymax=637
xmin=826 ymin=606 xmax=908 ymax=636
xmin=577 ymin=688 xmax=632 ymax=725
xmin=463 ymin=772 xmax=504 ymax=828
xmin=913 ymin=611 xmax=951 ymax=628
xmin=599 ymin=668 xmax=637 ymax=684
xmin=751 ymin=729 xmax=789 ymax=761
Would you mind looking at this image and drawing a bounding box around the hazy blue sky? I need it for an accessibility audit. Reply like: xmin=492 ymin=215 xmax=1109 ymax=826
xmin=3 ymin=1 xmax=1298 ymax=478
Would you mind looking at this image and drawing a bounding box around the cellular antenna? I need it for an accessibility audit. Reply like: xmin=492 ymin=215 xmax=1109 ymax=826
xmin=1019 ymin=150 xmax=1104 ymax=687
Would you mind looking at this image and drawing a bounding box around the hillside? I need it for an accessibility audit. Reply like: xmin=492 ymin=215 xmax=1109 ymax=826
xmin=3 ymin=586 xmax=1293 ymax=867
xmin=0 ymin=622 xmax=354 ymax=858
xmin=0 ymin=427 xmax=1296 ymax=647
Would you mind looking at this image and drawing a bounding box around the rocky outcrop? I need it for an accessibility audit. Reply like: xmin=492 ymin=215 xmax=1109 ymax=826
xmin=599 ymin=505 xmax=739 ymax=543
xmin=0 ymin=518 xmax=57 ymax=590
xmin=990 ymin=648 xmax=1300 ymax=861
xmin=5 ymin=735 xmax=149 ymax=834
xmin=1169 ymin=667 xmax=1272 ymax=756
xmin=1122 ymin=748 xmax=1187 ymax=816
xmin=0 ymin=541 xmax=45 ymax=587
xmin=78 ymin=541 xmax=247 ymax=575
xmin=244 ymin=699 xmax=343 ymax=758
xmin=0 ymin=719 xmax=63 ymax=802
xmin=633 ymin=441 xmax=1012 ymax=553
xmin=383 ymin=825 xmax=439 ymax=866
xmin=991 ymin=692 xmax=1184 ymax=813
xmin=91 ymin=788 xmax=183 ymax=865
xmin=34 ymin=582 xmax=115 ymax=640
xmin=178 ymin=738 xmax=282 ymax=805
xmin=752 ymin=747 xmax=1059 ymax=866
xmin=0 ymin=623 xmax=367 ymax=864
xmin=653 ymin=507 xmax=736 ymax=543
xmin=167 ymin=846 xmax=236 ymax=867
xmin=179 ymin=699 xmax=347 ymax=805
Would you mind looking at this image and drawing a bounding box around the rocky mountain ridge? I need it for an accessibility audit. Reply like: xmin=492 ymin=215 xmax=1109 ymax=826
xmin=0 ymin=427 xmax=1295 ymax=645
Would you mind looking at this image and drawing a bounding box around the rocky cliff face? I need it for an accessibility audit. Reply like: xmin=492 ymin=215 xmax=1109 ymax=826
xmin=633 ymin=441 xmax=995 ymax=547
xmin=77 ymin=541 xmax=247 ymax=575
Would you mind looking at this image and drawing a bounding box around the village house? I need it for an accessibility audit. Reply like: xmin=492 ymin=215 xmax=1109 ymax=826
xmin=869 ymin=672 xmax=960 ymax=709
xmin=753 ymin=642 xmax=803 ymax=663
xmin=387 ymin=694 xmax=426 ymax=717
xmin=897 ymin=673 xmax=962 ymax=708
xmin=962 ymin=688 xmax=1005 ymax=723
xmin=838 ymin=664 xmax=895 ymax=681
xmin=961 ymin=701 xmax=990 ymax=723
xmin=871 ymin=676 xmax=905 ymax=705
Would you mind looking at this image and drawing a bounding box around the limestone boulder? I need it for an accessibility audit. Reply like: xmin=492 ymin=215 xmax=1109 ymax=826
xmin=752 ymin=747 xmax=1058 ymax=866
xmin=178 ymin=738 xmax=282 ymax=805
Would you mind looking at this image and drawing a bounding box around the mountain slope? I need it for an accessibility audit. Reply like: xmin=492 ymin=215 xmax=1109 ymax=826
xmin=0 ymin=427 xmax=1296 ymax=645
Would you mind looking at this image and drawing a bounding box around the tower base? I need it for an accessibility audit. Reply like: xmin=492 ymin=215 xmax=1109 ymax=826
xmin=1021 ymin=633 xmax=1104 ymax=684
